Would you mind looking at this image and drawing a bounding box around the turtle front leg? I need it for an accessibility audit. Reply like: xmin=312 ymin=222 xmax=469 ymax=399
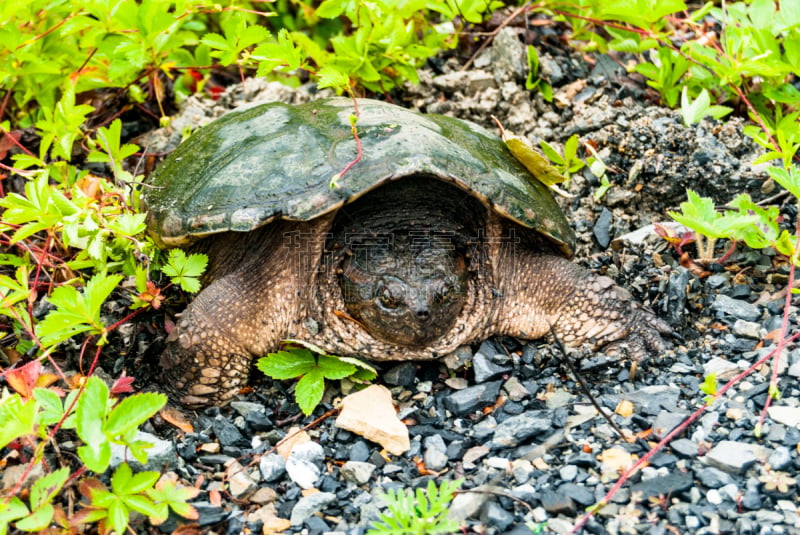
xmin=494 ymin=253 xmax=671 ymax=363
xmin=159 ymin=276 xmax=269 ymax=407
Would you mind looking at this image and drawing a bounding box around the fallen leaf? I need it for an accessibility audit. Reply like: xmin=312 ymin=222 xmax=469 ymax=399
xmin=491 ymin=116 xmax=570 ymax=190
xmin=160 ymin=406 xmax=194 ymax=433
xmin=615 ymin=399 xmax=634 ymax=418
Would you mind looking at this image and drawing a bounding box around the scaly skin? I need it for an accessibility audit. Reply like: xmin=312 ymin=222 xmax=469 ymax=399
xmin=158 ymin=181 xmax=670 ymax=407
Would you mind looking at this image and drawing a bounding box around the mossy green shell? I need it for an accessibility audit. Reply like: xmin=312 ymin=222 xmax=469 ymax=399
xmin=145 ymin=98 xmax=575 ymax=255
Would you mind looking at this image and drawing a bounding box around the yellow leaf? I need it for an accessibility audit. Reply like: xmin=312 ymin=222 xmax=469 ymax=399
xmin=492 ymin=116 xmax=569 ymax=188
xmin=615 ymin=399 xmax=634 ymax=418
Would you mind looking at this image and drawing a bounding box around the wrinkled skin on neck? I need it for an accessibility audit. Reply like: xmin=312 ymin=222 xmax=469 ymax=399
xmin=339 ymin=234 xmax=469 ymax=346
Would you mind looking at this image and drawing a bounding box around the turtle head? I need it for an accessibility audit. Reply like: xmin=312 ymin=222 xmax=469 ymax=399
xmin=339 ymin=236 xmax=468 ymax=347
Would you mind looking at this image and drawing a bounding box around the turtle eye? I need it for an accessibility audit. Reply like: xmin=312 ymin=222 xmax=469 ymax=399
xmin=378 ymin=286 xmax=400 ymax=309
xmin=433 ymin=282 xmax=451 ymax=303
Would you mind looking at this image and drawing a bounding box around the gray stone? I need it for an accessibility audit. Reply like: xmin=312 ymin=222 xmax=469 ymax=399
xmin=290 ymin=492 xmax=336 ymax=526
xmin=768 ymin=446 xmax=792 ymax=470
xmin=423 ymin=435 xmax=449 ymax=471
xmin=259 ymin=453 xmax=285 ymax=482
xmin=229 ymin=401 xmax=266 ymax=419
xmin=286 ymin=457 xmax=321 ymax=489
xmin=490 ymin=410 xmax=554 ymax=448
xmin=340 ymin=461 xmax=376 ymax=485
xmin=670 ymin=438 xmax=699 ymax=458
xmin=487 ymin=27 xmax=526 ymax=83
xmin=503 ymin=376 xmax=532 ymax=402
xmin=472 ymin=416 xmax=497 ymax=441
xmin=623 ymin=385 xmax=681 ymax=416
xmin=472 ymin=352 xmax=511 ymax=383
xmin=110 ymin=431 xmax=176 ymax=472
xmin=559 ymin=464 xmax=578 ymax=481
xmin=443 ymin=345 xmax=473 ymax=370
xmin=665 ymin=267 xmax=689 ymax=324
xmin=652 ymin=410 xmax=689 ymax=439
xmin=733 ymin=319 xmax=762 ymax=339
xmin=712 ymin=294 xmax=761 ymax=321
xmin=705 ymin=440 xmax=759 ymax=474
xmin=558 ymin=483 xmax=595 ymax=506
xmin=448 ymin=490 xmax=488 ymax=521
xmin=593 ymin=207 xmax=613 ymax=249
xmin=444 ymin=380 xmax=503 ymax=415
xmin=696 ymin=466 xmax=733 ymax=488
xmin=706 ymin=274 xmax=728 ymax=289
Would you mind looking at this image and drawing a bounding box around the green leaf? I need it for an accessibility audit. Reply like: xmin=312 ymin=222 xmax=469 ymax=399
xmin=105 ymin=393 xmax=167 ymax=438
xmin=112 ymin=464 xmax=159 ymax=495
xmin=256 ymin=349 xmax=316 ymax=379
xmin=0 ymin=394 xmax=36 ymax=450
xmin=0 ymin=497 xmax=29 ymax=535
xmin=75 ymin=377 xmax=112 ymax=472
xmin=29 ymin=467 xmax=70 ymax=509
xmin=316 ymin=355 xmax=357 ymax=380
xmin=14 ymin=505 xmax=54 ymax=532
xmin=36 ymin=274 xmax=123 ymax=347
xmin=295 ymin=367 xmax=325 ymax=415
xmin=33 ymin=387 xmax=65 ymax=427
xmin=668 ymin=190 xmax=728 ymax=239
xmin=767 ymin=166 xmax=800 ymax=199
xmin=162 ymin=249 xmax=207 ymax=293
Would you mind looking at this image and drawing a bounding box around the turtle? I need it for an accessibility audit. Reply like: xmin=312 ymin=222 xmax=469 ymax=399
xmin=145 ymin=97 xmax=670 ymax=407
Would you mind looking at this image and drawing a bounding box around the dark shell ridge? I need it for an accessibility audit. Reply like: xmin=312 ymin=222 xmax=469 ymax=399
xmin=144 ymin=98 xmax=575 ymax=255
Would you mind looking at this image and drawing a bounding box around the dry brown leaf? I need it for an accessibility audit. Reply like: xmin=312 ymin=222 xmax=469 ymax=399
xmin=160 ymin=406 xmax=194 ymax=433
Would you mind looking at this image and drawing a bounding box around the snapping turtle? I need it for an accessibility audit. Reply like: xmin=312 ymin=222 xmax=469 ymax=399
xmin=145 ymin=98 xmax=669 ymax=407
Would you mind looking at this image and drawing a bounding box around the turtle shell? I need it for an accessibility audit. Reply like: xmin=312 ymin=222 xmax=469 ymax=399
xmin=144 ymin=98 xmax=575 ymax=255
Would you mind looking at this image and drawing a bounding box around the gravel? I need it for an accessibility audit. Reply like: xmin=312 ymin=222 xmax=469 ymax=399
xmin=118 ymin=18 xmax=800 ymax=535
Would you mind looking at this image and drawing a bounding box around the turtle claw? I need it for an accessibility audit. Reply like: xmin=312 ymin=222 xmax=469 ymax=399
xmin=594 ymin=304 xmax=672 ymax=377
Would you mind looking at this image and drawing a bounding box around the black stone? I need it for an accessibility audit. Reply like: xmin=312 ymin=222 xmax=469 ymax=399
xmin=631 ymin=471 xmax=693 ymax=499
xmin=648 ymin=452 xmax=678 ymax=468
xmin=348 ymin=440 xmax=371 ymax=462
xmin=244 ymin=410 xmax=272 ymax=432
xmin=194 ymin=502 xmax=228 ymax=527
xmin=384 ymin=362 xmax=417 ymax=387
xmin=212 ymin=418 xmax=248 ymax=448
xmin=225 ymin=507 xmax=245 ymax=535
xmin=481 ymin=501 xmax=515 ymax=531
xmin=558 ymin=483 xmax=595 ymax=506
xmin=198 ymin=454 xmax=234 ymax=466
xmin=539 ymin=489 xmax=576 ymax=515
xmin=443 ymin=380 xmax=503 ymax=415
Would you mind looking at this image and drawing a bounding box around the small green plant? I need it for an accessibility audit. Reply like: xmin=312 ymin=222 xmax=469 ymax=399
xmin=368 ymin=478 xmax=464 ymax=535
xmin=0 ymin=366 xmax=202 ymax=534
xmin=679 ymin=87 xmax=733 ymax=127
xmin=257 ymin=340 xmax=377 ymax=415
xmin=539 ymin=134 xmax=585 ymax=180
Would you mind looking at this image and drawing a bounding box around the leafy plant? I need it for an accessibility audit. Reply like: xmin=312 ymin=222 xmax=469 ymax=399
xmin=257 ymin=340 xmax=376 ymax=415
xmin=368 ymin=478 xmax=464 ymax=535
xmin=679 ymin=87 xmax=732 ymax=127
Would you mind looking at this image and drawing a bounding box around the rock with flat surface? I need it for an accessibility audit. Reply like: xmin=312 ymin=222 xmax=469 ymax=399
xmin=335 ymin=385 xmax=410 ymax=455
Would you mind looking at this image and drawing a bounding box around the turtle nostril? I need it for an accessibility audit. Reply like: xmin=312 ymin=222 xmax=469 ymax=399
xmin=416 ymin=309 xmax=430 ymax=321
